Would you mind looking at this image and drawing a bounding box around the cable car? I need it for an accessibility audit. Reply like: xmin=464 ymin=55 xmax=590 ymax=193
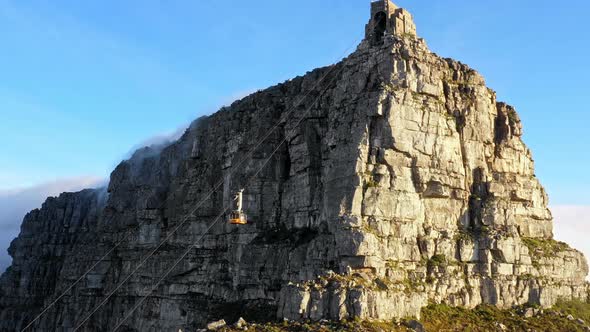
xmin=229 ymin=189 xmax=248 ymax=225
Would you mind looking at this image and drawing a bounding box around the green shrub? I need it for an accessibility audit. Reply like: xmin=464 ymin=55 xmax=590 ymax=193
xmin=522 ymin=238 xmax=570 ymax=258
xmin=554 ymin=298 xmax=590 ymax=323
xmin=427 ymin=254 xmax=448 ymax=269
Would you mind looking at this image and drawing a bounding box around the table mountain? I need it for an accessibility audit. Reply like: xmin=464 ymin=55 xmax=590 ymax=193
xmin=1 ymin=1 xmax=587 ymax=330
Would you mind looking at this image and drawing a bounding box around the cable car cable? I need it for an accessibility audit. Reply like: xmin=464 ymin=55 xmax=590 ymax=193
xmin=111 ymin=67 xmax=346 ymax=331
xmin=19 ymin=32 xmax=358 ymax=332
xmin=74 ymin=61 xmax=343 ymax=332
xmin=71 ymin=41 xmax=362 ymax=332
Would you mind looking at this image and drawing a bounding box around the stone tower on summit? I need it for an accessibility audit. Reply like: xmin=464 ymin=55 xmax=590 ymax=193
xmin=366 ymin=0 xmax=417 ymax=44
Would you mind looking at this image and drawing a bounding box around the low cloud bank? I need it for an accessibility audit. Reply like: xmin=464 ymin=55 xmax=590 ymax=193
xmin=0 ymin=176 xmax=104 ymax=272
xmin=551 ymin=205 xmax=590 ymax=281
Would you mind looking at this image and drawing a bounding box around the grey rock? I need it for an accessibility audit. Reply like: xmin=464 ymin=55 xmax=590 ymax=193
xmin=234 ymin=317 xmax=247 ymax=328
xmin=0 ymin=1 xmax=588 ymax=331
xmin=496 ymin=322 xmax=508 ymax=331
xmin=207 ymin=319 xmax=226 ymax=331
xmin=407 ymin=320 xmax=425 ymax=332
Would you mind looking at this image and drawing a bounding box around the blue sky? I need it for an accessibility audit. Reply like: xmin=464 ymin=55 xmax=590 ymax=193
xmin=0 ymin=1 xmax=589 ymax=270
xmin=1 ymin=0 xmax=589 ymax=204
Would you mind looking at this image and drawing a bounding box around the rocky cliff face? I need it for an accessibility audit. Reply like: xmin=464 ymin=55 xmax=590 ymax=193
xmin=1 ymin=4 xmax=588 ymax=332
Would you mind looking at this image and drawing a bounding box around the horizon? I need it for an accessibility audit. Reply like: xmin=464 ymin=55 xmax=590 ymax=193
xmin=1 ymin=0 xmax=589 ymax=273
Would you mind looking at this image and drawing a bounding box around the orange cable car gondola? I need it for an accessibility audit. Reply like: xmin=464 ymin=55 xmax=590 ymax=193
xmin=229 ymin=189 xmax=248 ymax=225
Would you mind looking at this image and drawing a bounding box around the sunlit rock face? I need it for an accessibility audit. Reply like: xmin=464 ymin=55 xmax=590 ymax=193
xmin=1 ymin=1 xmax=587 ymax=330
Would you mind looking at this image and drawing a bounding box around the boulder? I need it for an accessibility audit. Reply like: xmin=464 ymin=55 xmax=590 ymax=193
xmin=207 ymin=319 xmax=227 ymax=331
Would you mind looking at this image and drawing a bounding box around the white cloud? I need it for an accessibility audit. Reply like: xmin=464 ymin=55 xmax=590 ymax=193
xmin=551 ymin=205 xmax=590 ymax=280
xmin=122 ymin=125 xmax=188 ymax=161
xmin=218 ymin=89 xmax=258 ymax=107
xmin=122 ymin=88 xmax=258 ymax=159
xmin=0 ymin=176 xmax=104 ymax=273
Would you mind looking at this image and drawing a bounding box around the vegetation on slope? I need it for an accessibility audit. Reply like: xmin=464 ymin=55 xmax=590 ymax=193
xmin=217 ymin=299 xmax=590 ymax=332
xmin=522 ymin=237 xmax=570 ymax=258
xmin=420 ymin=300 xmax=590 ymax=332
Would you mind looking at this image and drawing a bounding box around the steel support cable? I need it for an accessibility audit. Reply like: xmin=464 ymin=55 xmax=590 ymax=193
xmin=110 ymin=66 xmax=345 ymax=331
xmin=70 ymin=42 xmax=361 ymax=331
xmin=20 ymin=170 xmax=163 ymax=332
xmin=120 ymin=23 xmax=402 ymax=323
xmin=74 ymin=59 xmax=343 ymax=332
xmin=25 ymin=13 xmax=379 ymax=330
xmin=20 ymin=36 xmax=356 ymax=332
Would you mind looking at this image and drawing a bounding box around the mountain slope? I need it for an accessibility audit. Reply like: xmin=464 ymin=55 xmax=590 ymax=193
xmin=1 ymin=2 xmax=588 ymax=331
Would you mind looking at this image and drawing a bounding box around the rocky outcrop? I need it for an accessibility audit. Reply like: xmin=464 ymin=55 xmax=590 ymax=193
xmin=1 ymin=2 xmax=588 ymax=331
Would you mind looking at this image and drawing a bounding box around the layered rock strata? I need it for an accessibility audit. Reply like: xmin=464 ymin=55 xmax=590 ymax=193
xmin=1 ymin=2 xmax=588 ymax=331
